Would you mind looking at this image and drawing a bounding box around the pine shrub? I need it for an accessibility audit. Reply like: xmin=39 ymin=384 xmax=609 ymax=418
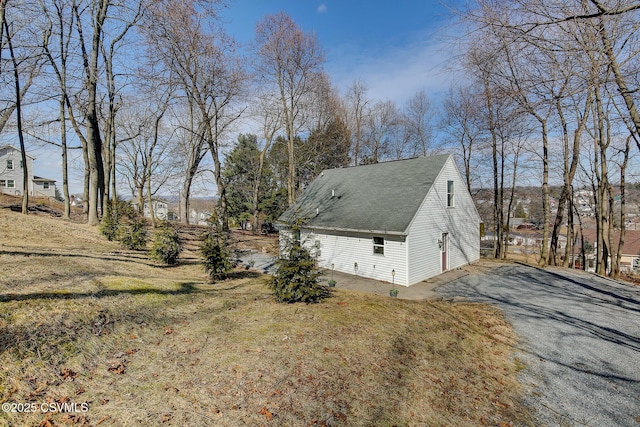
xmin=201 ymin=230 xmax=235 ymax=282
xmin=100 ymin=199 xmax=136 ymax=241
xmin=118 ymin=216 xmax=147 ymax=250
xmin=268 ymin=237 xmax=328 ymax=303
xmin=99 ymin=203 xmax=119 ymax=241
xmin=150 ymin=222 xmax=182 ymax=264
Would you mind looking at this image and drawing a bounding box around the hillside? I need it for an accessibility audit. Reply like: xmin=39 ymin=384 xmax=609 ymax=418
xmin=0 ymin=208 xmax=534 ymax=426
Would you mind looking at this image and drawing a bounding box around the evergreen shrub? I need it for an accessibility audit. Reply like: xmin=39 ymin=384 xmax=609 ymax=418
xmin=150 ymin=222 xmax=182 ymax=264
xmin=201 ymin=230 xmax=235 ymax=282
xmin=268 ymin=233 xmax=328 ymax=303
xmin=118 ymin=216 xmax=147 ymax=250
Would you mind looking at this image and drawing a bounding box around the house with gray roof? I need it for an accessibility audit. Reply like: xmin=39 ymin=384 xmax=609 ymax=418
xmin=278 ymin=154 xmax=481 ymax=286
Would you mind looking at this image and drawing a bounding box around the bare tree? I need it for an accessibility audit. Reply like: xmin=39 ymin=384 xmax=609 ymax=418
xmin=251 ymin=91 xmax=281 ymax=233
xmin=612 ymin=135 xmax=631 ymax=278
xmin=0 ymin=3 xmax=40 ymax=137
xmin=146 ymin=0 xmax=246 ymax=231
xmin=513 ymin=0 xmax=640 ymax=145
xmin=254 ymin=11 xmax=325 ymax=205
xmin=404 ymin=88 xmax=434 ymax=157
xmin=66 ymin=0 xmax=142 ymax=225
xmin=100 ymin=0 xmax=142 ymax=210
xmin=362 ymin=99 xmax=402 ymax=163
xmin=441 ymin=86 xmax=486 ymax=194
xmin=459 ymin=0 xmax=639 ymax=269
xmin=2 ymin=0 xmax=46 ymax=214
xmin=3 ymin=1 xmax=29 ymax=213
xmin=117 ymin=102 xmax=173 ymax=225
xmin=344 ymin=79 xmax=369 ymax=166
xmin=41 ymin=0 xmax=76 ymax=219
xmin=173 ymin=103 xmax=208 ymax=224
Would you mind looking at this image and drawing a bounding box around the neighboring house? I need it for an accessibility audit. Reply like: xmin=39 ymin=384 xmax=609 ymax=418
xmin=189 ymin=209 xmax=212 ymax=226
xmin=579 ymin=229 xmax=640 ymax=273
xmin=70 ymin=195 xmax=83 ymax=208
xmin=574 ymin=189 xmax=595 ymax=217
xmin=132 ymin=199 xmax=169 ymax=220
xmin=32 ymin=176 xmax=57 ymax=198
xmin=0 ymin=145 xmax=56 ymax=198
xmin=277 ymin=154 xmax=481 ymax=286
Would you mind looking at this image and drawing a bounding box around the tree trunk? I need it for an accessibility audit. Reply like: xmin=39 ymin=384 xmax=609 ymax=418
xmin=147 ymin=179 xmax=156 ymax=228
xmin=4 ymin=14 xmax=29 ymax=214
xmin=562 ymin=189 xmax=574 ymax=268
xmin=210 ymin=144 xmax=229 ymax=231
xmin=597 ymin=18 xmax=640 ymax=145
xmin=180 ymin=183 xmax=191 ymax=224
xmin=60 ymin=98 xmax=70 ymax=219
xmin=81 ymin=0 xmax=109 ymax=225
xmin=286 ymin=120 xmax=296 ymax=205
xmin=136 ymin=186 xmax=144 ymax=214
xmin=481 ymin=72 xmax=502 ymax=259
xmin=252 ymin=150 xmax=266 ymax=234
xmin=613 ymin=137 xmax=631 ymax=279
xmin=548 ymin=94 xmax=590 ymax=265
xmin=539 ymin=121 xmax=550 ymax=266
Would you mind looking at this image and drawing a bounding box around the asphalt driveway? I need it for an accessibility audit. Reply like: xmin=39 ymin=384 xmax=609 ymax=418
xmin=435 ymin=263 xmax=640 ymax=427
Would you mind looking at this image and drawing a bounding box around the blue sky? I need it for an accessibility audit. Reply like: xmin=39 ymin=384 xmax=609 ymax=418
xmin=25 ymin=1 xmax=464 ymax=196
xmin=221 ymin=0 xmax=463 ymax=103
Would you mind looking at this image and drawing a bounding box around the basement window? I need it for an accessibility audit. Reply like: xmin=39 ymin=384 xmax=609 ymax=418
xmin=373 ymin=236 xmax=385 ymax=255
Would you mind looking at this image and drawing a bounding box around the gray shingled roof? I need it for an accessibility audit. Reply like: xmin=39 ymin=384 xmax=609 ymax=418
xmin=278 ymin=154 xmax=451 ymax=235
xmin=33 ymin=176 xmax=56 ymax=183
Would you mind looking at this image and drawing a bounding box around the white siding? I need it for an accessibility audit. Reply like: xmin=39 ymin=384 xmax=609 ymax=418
xmin=301 ymin=229 xmax=409 ymax=286
xmin=277 ymin=155 xmax=480 ymax=287
xmin=143 ymin=200 xmax=169 ymax=220
xmin=0 ymin=148 xmax=33 ymax=196
xmin=406 ymin=156 xmax=480 ymax=285
xmin=32 ymin=181 xmax=56 ymax=198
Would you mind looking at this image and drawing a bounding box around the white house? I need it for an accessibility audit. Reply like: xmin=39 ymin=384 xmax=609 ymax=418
xmin=189 ymin=209 xmax=212 ymax=226
xmin=144 ymin=199 xmax=168 ymax=220
xmin=277 ymin=154 xmax=481 ymax=286
xmin=0 ymin=145 xmax=57 ymax=198
xmin=132 ymin=199 xmax=169 ymax=220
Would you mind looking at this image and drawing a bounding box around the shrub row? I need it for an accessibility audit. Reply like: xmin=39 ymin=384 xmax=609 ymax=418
xmin=101 ymin=205 xmax=328 ymax=303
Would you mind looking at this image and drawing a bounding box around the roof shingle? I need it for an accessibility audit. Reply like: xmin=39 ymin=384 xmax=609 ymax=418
xmin=278 ymin=154 xmax=450 ymax=235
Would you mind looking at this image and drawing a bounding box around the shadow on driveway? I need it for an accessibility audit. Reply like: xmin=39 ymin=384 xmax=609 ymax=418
xmin=436 ymin=263 xmax=640 ymax=427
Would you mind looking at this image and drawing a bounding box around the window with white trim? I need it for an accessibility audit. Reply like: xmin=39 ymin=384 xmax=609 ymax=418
xmin=7 ymin=180 xmax=15 ymax=188
xmin=6 ymin=160 xmax=13 ymax=170
xmin=447 ymin=180 xmax=454 ymax=207
xmin=44 ymin=182 xmax=50 ymax=190
xmin=0 ymin=180 xmax=5 ymax=187
xmin=373 ymin=236 xmax=384 ymax=255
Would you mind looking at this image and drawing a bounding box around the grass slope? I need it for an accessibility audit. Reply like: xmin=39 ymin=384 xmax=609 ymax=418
xmin=0 ymin=209 xmax=534 ymax=426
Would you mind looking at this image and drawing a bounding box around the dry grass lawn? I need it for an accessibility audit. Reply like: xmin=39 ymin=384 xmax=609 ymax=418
xmin=0 ymin=206 xmax=535 ymax=426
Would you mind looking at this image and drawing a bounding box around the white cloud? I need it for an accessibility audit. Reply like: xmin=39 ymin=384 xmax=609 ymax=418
xmin=317 ymin=3 xmax=327 ymax=13
xmin=327 ymin=27 xmax=465 ymax=107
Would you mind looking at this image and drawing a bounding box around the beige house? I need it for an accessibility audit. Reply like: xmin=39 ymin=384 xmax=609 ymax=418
xmin=0 ymin=145 xmax=56 ymax=198
xmin=580 ymin=229 xmax=640 ymax=273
